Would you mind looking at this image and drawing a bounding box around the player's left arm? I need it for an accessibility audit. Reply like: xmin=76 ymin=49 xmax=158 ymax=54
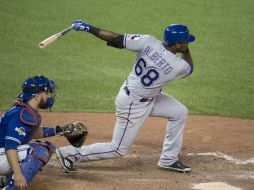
xmin=33 ymin=126 xmax=62 ymax=139
xmin=72 ymin=20 xmax=154 ymax=51
xmin=181 ymin=48 xmax=194 ymax=75
xmin=33 ymin=127 xmax=50 ymax=139
xmin=34 ymin=124 xmax=87 ymax=147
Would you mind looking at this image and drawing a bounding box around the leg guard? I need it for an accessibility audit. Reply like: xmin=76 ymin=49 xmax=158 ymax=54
xmin=6 ymin=141 xmax=55 ymax=190
xmin=29 ymin=141 xmax=56 ymax=164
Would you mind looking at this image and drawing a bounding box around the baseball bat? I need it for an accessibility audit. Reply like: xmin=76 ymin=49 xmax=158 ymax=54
xmin=39 ymin=24 xmax=75 ymax=49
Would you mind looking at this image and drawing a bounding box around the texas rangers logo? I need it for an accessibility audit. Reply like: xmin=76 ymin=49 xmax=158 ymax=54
xmin=15 ymin=127 xmax=26 ymax=136
xmin=131 ymin=34 xmax=141 ymax=40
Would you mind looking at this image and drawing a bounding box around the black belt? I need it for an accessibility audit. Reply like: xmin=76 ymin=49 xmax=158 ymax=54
xmin=123 ymin=86 xmax=153 ymax=102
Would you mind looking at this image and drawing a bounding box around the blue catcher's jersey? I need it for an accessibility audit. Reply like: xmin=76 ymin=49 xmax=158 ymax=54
xmin=0 ymin=101 xmax=41 ymax=149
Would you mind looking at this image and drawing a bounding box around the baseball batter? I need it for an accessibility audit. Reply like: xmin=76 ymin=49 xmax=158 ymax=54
xmin=57 ymin=20 xmax=195 ymax=173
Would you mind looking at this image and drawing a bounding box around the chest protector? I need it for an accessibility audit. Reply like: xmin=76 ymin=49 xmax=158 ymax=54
xmin=14 ymin=101 xmax=41 ymax=126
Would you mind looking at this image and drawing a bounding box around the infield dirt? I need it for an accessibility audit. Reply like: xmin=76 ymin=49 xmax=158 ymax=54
xmin=22 ymin=113 xmax=254 ymax=190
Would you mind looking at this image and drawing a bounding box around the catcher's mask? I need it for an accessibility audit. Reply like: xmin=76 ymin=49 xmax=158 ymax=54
xmin=18 ymin=75 xmax=57 ymax=109
xmin=164 ymin=24 xmax=195 ymax=47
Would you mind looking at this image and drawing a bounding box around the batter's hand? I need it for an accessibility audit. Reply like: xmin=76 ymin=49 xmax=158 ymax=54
xmin=14 ymin=173 xmax=27 ymax=190
xmin=72 ymin=20 xmax=91 ymax=32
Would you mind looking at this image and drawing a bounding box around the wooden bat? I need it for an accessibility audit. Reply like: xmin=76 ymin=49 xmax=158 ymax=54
xmin=39 ymin=24 xmax=75 ymax=49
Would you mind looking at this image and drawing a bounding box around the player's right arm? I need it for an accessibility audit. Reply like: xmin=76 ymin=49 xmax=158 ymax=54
xmin=6 ymin=150 xmax=27 ymax=190
xmin=181 ymin=48 xmax=194 ymax=75
xmin=5 ymin=114 xmax=30 ymax=189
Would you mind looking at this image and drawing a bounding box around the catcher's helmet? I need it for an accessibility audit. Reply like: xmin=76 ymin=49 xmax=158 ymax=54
xmin=164 ymin=24 xmax=195 ymax=47
xmin=18 ymin=75 xmax=57 ymax=109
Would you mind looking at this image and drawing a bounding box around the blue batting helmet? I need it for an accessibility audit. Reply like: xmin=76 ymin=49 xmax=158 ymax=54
xmin=18 ymin=75 xmax=57 ymax=109
xmin=164 ymin=24 xmax=195 ymax=47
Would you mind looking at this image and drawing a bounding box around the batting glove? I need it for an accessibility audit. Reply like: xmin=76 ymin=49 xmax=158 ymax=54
xmin=72 ymin=20 xmax=91 ymax=32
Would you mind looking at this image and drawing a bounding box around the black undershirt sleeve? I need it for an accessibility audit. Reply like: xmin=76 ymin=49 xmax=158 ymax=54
xmin=88 ymin=26 xmax=124 ymax=49
xmin=106 ymin=35 xmax=124 ymax=49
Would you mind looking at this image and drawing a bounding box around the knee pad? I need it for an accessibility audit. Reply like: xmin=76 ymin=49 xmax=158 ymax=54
xmin=29 ymin=141 xmax=56 ymax=164
xmin=6 ymin=141 xmax=55 ymax=189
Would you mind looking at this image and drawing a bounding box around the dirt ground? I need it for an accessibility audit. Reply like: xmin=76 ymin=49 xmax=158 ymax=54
xmin=16 ymin=112 xmax=254 ymax=190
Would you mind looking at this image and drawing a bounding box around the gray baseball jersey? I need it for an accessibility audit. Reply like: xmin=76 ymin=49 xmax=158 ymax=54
xmin=124 ymin=34 xmax=192 ymax=98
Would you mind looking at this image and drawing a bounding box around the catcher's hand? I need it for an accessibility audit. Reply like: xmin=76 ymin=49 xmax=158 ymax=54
xmin=56 ymin=122 xmax=88 ymax=148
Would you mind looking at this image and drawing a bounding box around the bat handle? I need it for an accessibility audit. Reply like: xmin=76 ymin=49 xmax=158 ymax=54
xmin=60 ymin=24 xmax=76 ymax=35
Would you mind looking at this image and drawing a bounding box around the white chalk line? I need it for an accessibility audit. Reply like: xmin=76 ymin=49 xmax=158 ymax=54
xmin=187 ymin=151 xmax=254 ymax=165
xmin=126 ymin=152 xmax=254 ymax=165
xmin=237 ymin=171 xmax=254 ymax=179
xmin=48 ymin=152 xmax=254 ymax=168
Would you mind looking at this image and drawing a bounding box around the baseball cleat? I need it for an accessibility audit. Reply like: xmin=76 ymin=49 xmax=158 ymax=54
xmin=158 ymin=160 xmax=191 ymax=173
xmin=56 ymin=149 xmax=77 ymax=173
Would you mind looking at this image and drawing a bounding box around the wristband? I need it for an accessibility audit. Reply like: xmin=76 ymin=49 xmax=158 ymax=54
xmin=42 ymin=127 xmax=56 ymax=138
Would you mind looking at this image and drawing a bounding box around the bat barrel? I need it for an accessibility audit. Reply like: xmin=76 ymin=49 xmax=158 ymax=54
xmin=39 ymin=42 xmax=45 ymax=48
xmin=39 ymin=25 xmax=74 ymax=49
xmin=39 ymin=33 xmax=61 ymax=49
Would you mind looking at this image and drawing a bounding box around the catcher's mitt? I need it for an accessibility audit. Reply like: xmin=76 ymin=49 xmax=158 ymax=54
xmin=57 ymin=122 xmax=88 ymax=148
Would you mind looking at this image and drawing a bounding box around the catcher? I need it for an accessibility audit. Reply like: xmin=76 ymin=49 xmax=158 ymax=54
xmin=0 ymin=75 xmax=87 ymax=190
